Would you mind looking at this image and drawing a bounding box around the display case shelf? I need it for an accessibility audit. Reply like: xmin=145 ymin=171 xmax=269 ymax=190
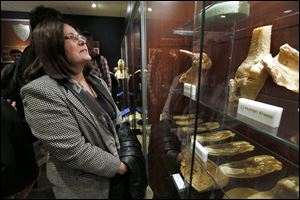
xmin=181 ymin=82 xmax=299 ymax=151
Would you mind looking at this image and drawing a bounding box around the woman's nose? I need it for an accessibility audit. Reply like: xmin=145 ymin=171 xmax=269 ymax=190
xmin=78 ymin=39 xmax=86 ymax=46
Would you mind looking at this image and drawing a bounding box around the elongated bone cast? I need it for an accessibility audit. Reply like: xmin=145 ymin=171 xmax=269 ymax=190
xmin=229 ymin=25 xmax=272 ymax=102
xmin=179 ymin=49 xmax=212 ymax=85
xmin=261 ymin=44 xmax=299 ymax=93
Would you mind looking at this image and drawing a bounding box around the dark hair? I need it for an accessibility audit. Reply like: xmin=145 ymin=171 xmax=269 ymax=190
xmin=9 ymin=49 xmax=22 ymax=55
xmin=81 ymin=30 xmax=91 ymax=37
xmin=24 ymin=19 xmax=75 ymax=82
xmin=29 ymin=5 xmax=64 ymax=31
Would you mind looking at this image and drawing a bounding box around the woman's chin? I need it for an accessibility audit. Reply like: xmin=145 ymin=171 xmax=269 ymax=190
xmin=82 ymin=55 xmax=91 ymax=63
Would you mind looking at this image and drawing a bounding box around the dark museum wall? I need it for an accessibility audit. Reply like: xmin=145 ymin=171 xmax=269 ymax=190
xmin=1 ymin=11 xmax=125 ymax=71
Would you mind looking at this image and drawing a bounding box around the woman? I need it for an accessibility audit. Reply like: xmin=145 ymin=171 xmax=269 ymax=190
xmin=20 ymin=19 xmax=131 ymax=198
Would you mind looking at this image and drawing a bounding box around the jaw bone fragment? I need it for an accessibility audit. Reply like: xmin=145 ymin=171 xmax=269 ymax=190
xmin=179 ymin=49 xmax=212 ymax=85
xmin=261 ymin=43 xmax=299 ymax=93
xmin=229 ymin=25 xmax=272 ymax=102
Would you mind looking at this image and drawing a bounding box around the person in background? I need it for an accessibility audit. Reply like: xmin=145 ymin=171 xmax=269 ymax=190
xmin=1 ymin=5 xmax=64 ymax=115
xmin=1 ymin=98 xmax=39 ymax=199
xmin=82 ymin=30 xmax=112 ymax=91
xmin=1 ymin=6 xmax=64 ymax=198
xmin=9 ymin=49 xmax=23 ymax=62
xmin=1 ymin=49 xmax=23 ymax=79
xmin=21 ymin=18 xmax=146 ymax=199
xmin=1 ymin=5 xmax=64 ymax=136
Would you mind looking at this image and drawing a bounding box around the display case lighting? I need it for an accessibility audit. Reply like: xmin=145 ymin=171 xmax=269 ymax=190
xmin=283 ymin=10 xmax=292 ymax=14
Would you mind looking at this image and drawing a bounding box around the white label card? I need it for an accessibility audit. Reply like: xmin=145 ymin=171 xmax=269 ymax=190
xmin=237 ymin=98 xmax=283 ymax=128
xmin=183 ymin=83 xmax=197 ymax=100
xmin=191 ymin=139 xmax=208 ymax=163
xmin=172 ymin=173 xmax=186 ymax=191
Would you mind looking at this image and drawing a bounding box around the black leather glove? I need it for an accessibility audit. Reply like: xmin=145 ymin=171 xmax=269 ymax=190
xmin=109 ymin=173 xmax=130 ymax=199
xmin=116 ymin=123 xmax=147 ymax=199
xmin=120 ymin=154 xmax=147 ymax=198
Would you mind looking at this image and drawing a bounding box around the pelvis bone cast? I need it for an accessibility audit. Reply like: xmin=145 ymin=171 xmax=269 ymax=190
xmin=229 ymin=25 xmax=272 ymax=102
xmin=261 ymin=44 xmax=299 ymax=93
xmin=179 ymin=49 xmax=212 ymax=85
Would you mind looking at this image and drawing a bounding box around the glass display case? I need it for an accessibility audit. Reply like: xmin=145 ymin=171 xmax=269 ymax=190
xmin=122 ymin=1 xmax=299 ymax=199
xmin=191 ymin=1 xmax=299 ymax=199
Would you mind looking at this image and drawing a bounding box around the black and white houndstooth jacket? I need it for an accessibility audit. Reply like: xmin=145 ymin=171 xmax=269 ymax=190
xmin=21 ymin=74 xmax=123 ymax=198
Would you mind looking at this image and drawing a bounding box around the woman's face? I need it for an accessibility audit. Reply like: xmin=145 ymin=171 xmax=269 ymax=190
xmin=64 ymin=24 xmax=91 ymax=68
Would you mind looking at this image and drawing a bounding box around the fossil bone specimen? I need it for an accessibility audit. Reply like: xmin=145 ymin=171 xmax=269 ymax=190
xmin=204 ymin=141 xmax=255 ymax=156
xmin=223 ymin=187 xmax=258 ymax=199
xmin=175 ymin=118 xmax=203 ymax=126
xmin=261 ymin=43 xmax=299 ymax=93
xmin=196 ymin=130 xmax=236 ymax=142
xmin=173 ymin=113 xmax=197 ymax=120
xmin=181 ymin=151 xmax=229 ymax=192
xmin=224 ymin=176 xmax=299 ymax=199
xmin=179 ymin=49 xmax=212 ymax=85
xmin=180 ymin=122 xmax=220 ymax=134
xmin=219 ymin=155 xmax=282 ymax=178
xmin=114 ymin=59 xmax=131 ymax=79
xmin=229 ymin=25 xmax=272 ymax=102
xmin=248 ymin=176 xmax=299 ymax=199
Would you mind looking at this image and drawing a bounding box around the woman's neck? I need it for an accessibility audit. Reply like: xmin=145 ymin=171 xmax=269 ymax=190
xmin=72 ymin=72 xmax=97 ymax=98
xmin=72 ymin=72 xmax=85 ymax=84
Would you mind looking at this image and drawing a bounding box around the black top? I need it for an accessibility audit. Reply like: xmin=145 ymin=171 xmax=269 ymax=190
xmin=1 ymin=98 xmax=39 ymax=198
xmin=86 ymin=75 xmax=116 ymax=120
xmin=95 ymin=94 xmax=115 ymax=120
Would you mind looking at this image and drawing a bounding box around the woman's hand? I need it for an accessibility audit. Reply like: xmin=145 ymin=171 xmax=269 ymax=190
xmin=118 ymin=162 xmax=128 ymax=175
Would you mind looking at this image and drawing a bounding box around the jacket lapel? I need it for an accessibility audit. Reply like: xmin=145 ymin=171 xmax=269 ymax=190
xmin=63 ymin=79 xmax=114 ymax=137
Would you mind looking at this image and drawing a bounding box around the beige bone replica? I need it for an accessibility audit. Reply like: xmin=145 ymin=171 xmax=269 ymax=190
xmin=114 ymin=59 xmax=131 ymax=80
xmin=229 ymin=25 xmax=272 ymax=102
xmin=261 ymin=44 xmax=299 ymax=93
xmin=179 ymin=49 xmax=212 ymax=85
